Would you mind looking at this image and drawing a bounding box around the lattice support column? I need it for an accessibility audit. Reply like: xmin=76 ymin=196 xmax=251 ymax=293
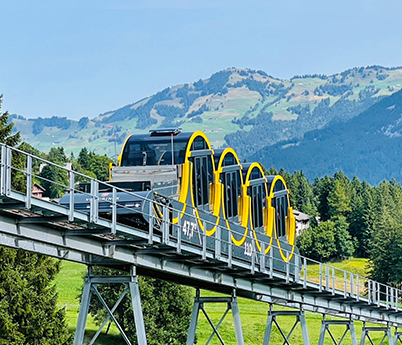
xmin=360 ymin=322 xmax=393 ymax=345
xmin=318 ymin=316 xmax=357 ymax=345
xmin=263 ymin=305 xmax=310 ymax=345
xmin=73 ymin=266 xmax=147 ymax=345
xmin=360 ymin=322 xmax=394 ymax=345
xmin=186 ymin=289 xmax=244 ymax=345
xmin=394 ymin=329 xmax=402 ymax=345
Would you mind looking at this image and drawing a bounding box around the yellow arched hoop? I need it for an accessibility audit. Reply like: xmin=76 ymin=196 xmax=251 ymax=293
xmin=268 ymin=175 xmax=296 ymax=262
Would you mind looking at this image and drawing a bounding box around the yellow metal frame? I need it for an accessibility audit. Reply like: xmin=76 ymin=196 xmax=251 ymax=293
xmin=266 ymin=175 xmax=296 ymax=262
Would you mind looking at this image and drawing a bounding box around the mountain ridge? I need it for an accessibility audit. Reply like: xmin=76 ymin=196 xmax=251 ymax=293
xmin=10 ymin=65 xmax=402 ymax=165
xmin=252 ymin=87 xmax=402 ymax=184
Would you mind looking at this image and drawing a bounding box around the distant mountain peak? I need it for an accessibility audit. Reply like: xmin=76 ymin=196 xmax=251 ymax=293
xmin=11 ymin=66 xmax=402 ymax=170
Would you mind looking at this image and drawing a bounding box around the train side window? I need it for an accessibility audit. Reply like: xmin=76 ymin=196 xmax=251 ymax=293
xmin=274 ymin=179 xmax=285 ymax=192
xmin=231 ymin=171 xmax=239 ymax=218
xmin=192 ymin=137 xmax=207 ymax=150
xmin=201 ymin=156 xmax=209 ymax=205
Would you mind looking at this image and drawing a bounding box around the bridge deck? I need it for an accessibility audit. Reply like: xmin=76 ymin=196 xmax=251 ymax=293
xmin=0 ymin=144 xmax=401 ymax=327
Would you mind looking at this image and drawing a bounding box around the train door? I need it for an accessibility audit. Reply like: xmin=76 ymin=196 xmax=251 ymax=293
xmin=249 ymin=183 xmax=265 ymax=233
xmin=191 ymin=154 xmax=213 ymax=212
xmin=272 ymin=191 xmax=289 ymax=238
xmin=222 ymin=169 xmax=241 ymax=222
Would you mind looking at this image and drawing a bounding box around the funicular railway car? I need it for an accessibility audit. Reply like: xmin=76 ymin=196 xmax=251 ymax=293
xmin=59 ymin=128 xmax=297 ymax=271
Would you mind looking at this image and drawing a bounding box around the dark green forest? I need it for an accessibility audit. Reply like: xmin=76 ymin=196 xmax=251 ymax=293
xmin=254 ymin=88 xmax=402 ymax=185
xmin=272 ymin=167 xmax=402 ymax=288
xmin=0 ymin=96 xmax=72 ymax=344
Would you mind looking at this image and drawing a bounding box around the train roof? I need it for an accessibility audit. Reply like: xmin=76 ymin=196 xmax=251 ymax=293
xmin=265 ymin=175 xmax=287 ymax=194
xmin=125 ymin=130 xmax=194 ymax=144
xmin=241 ymin=163 xmax=265 ymax=182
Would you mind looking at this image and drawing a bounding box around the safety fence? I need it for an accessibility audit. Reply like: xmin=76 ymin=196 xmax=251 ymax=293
xmin=1 ymin=143 xmax=401 ymax=315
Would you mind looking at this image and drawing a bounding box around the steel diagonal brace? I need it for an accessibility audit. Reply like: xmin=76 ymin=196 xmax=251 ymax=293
xmin=200 ymin=303 xmax=227 ymax=345
xmin=88 ymin=285 xmax=130 ymax=345
xmin=395 ymin=332 xmax=402 ymax=345
xmin=204 ymin=302 xmax=232 ymax=345
xmin=272 ymin=316 xmax=299 ymax=345
xmin=318 ymin=319 xmax=357 ymax=345
xmin=365 ymin=334 xmax=375 ymax=345
xmin=263 ymin=307 xmax=310 ymax=345
xmin=186 ymin=290 xmax=244 ymax=345
xmin=360 ymin=324 xmax=392 ymax=345
xmin=92 ymin=285 xmax=133 ymax=345
xmin=326 ymin=327 xmax=349 ymax=345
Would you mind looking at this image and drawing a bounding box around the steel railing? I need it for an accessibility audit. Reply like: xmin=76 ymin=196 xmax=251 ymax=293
xmin=1 ymin=143 xmax=401 ymax=314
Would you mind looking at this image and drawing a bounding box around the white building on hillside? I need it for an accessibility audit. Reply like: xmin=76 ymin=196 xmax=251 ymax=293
xmin=293 ymin=210 xmax=311 ymax=236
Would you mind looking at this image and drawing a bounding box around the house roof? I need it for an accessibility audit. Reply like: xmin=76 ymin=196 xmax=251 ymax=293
xmin=293 ymin=210 xmax=311 ymax=221
xmin=33 ymin=182 xmax=46 ymax=192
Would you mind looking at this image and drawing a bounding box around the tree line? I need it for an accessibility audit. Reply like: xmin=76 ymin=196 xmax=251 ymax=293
xmin=269 ymin=167 xmax=402 ymax=288
xmin=0 ymin=96 xmax=192 ymax=345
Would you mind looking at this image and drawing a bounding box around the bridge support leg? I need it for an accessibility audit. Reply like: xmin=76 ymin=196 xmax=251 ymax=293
xmin=263 ymin=305 xmax=310 ymax=345
xmin=360 ymin=322 xmax=393 ymax=345
xmin=186 ymin=289 xmax=244 ymax=345
xmin=73 ymin=266 xmax=147 ymax=345
xmin=394 ymin=329 xmax=402 ymax=345
xmin=318 ymin=316 xmax=357 ymax=345
xmin=73 ymin=270 xmax=92 ymax=345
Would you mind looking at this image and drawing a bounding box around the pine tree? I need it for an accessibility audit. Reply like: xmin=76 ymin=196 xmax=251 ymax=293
xmin=0 ymin=96 xmax=72 ymax=344
xmin=0 ymin=248 xmax=72 ymax=344
xmin=368 ymin=206 xmax=402 ymax=286
xmin=77 ymin=147 xmax=89 ymax=170
xmin=313 ymin=175 xmax=333 ymax=221
xmin=39 ymin=164 xmax=68 ymax=198
xmin=332 ymin=216 xmax=355 ymax=259
xmin=0 ymin=94 xmax=20 ymax=146
xmin=294 ymin=171 xmax=317 ymax=215
xmin=327 ymin=179 xmax=351 ymax=218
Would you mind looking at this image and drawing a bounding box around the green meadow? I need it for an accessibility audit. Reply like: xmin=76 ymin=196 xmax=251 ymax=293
xmin=55 ymin=258 xmax=393 ymax=344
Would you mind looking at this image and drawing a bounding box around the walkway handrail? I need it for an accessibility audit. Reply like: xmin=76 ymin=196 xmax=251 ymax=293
xmin=1 ymin=142 xmax=401 ymax=319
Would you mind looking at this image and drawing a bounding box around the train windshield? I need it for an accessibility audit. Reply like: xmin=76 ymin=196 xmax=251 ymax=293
xmin=121 ymin=139 xmax=188 ymax=166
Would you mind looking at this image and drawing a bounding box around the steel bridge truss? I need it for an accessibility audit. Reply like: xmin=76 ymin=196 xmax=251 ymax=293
xmin=359 ymin=323 xmax=393 ymax=345
xmin=1 ymin=144 xmax=402 ymax=344
xmin=263 ymin=306 xmax=310 ymax=345
xmin=187 ymin=289 xmax=244 ymax=345
xmin=74 ymin=266 xmax=147 ymax=345
xmin=318 ymin=317 xmax=358 ymax=345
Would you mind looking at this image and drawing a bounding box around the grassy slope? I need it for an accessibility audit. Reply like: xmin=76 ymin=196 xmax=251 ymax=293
xmin=55 ymin=258 xmax=392 ymax=345
xmin=13 ymin=67 xmax=402 ymax=159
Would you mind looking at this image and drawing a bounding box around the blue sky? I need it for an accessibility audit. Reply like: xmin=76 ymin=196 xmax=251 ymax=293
xmin=1 ymin=0 xmax=402 ymax=120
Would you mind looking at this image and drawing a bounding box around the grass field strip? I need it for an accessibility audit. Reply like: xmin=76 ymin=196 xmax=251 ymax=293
xmin=1 ymin=143 xmax=402 ymax=329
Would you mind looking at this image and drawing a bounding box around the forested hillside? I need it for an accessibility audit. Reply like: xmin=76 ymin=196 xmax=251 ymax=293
xmin=11 ymin=66 xmax=402 ymax=162
xmin=277 ymin=167 xmax=402 ymax=288
xmin=254 ymin=88 xmax=402 ymax=184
